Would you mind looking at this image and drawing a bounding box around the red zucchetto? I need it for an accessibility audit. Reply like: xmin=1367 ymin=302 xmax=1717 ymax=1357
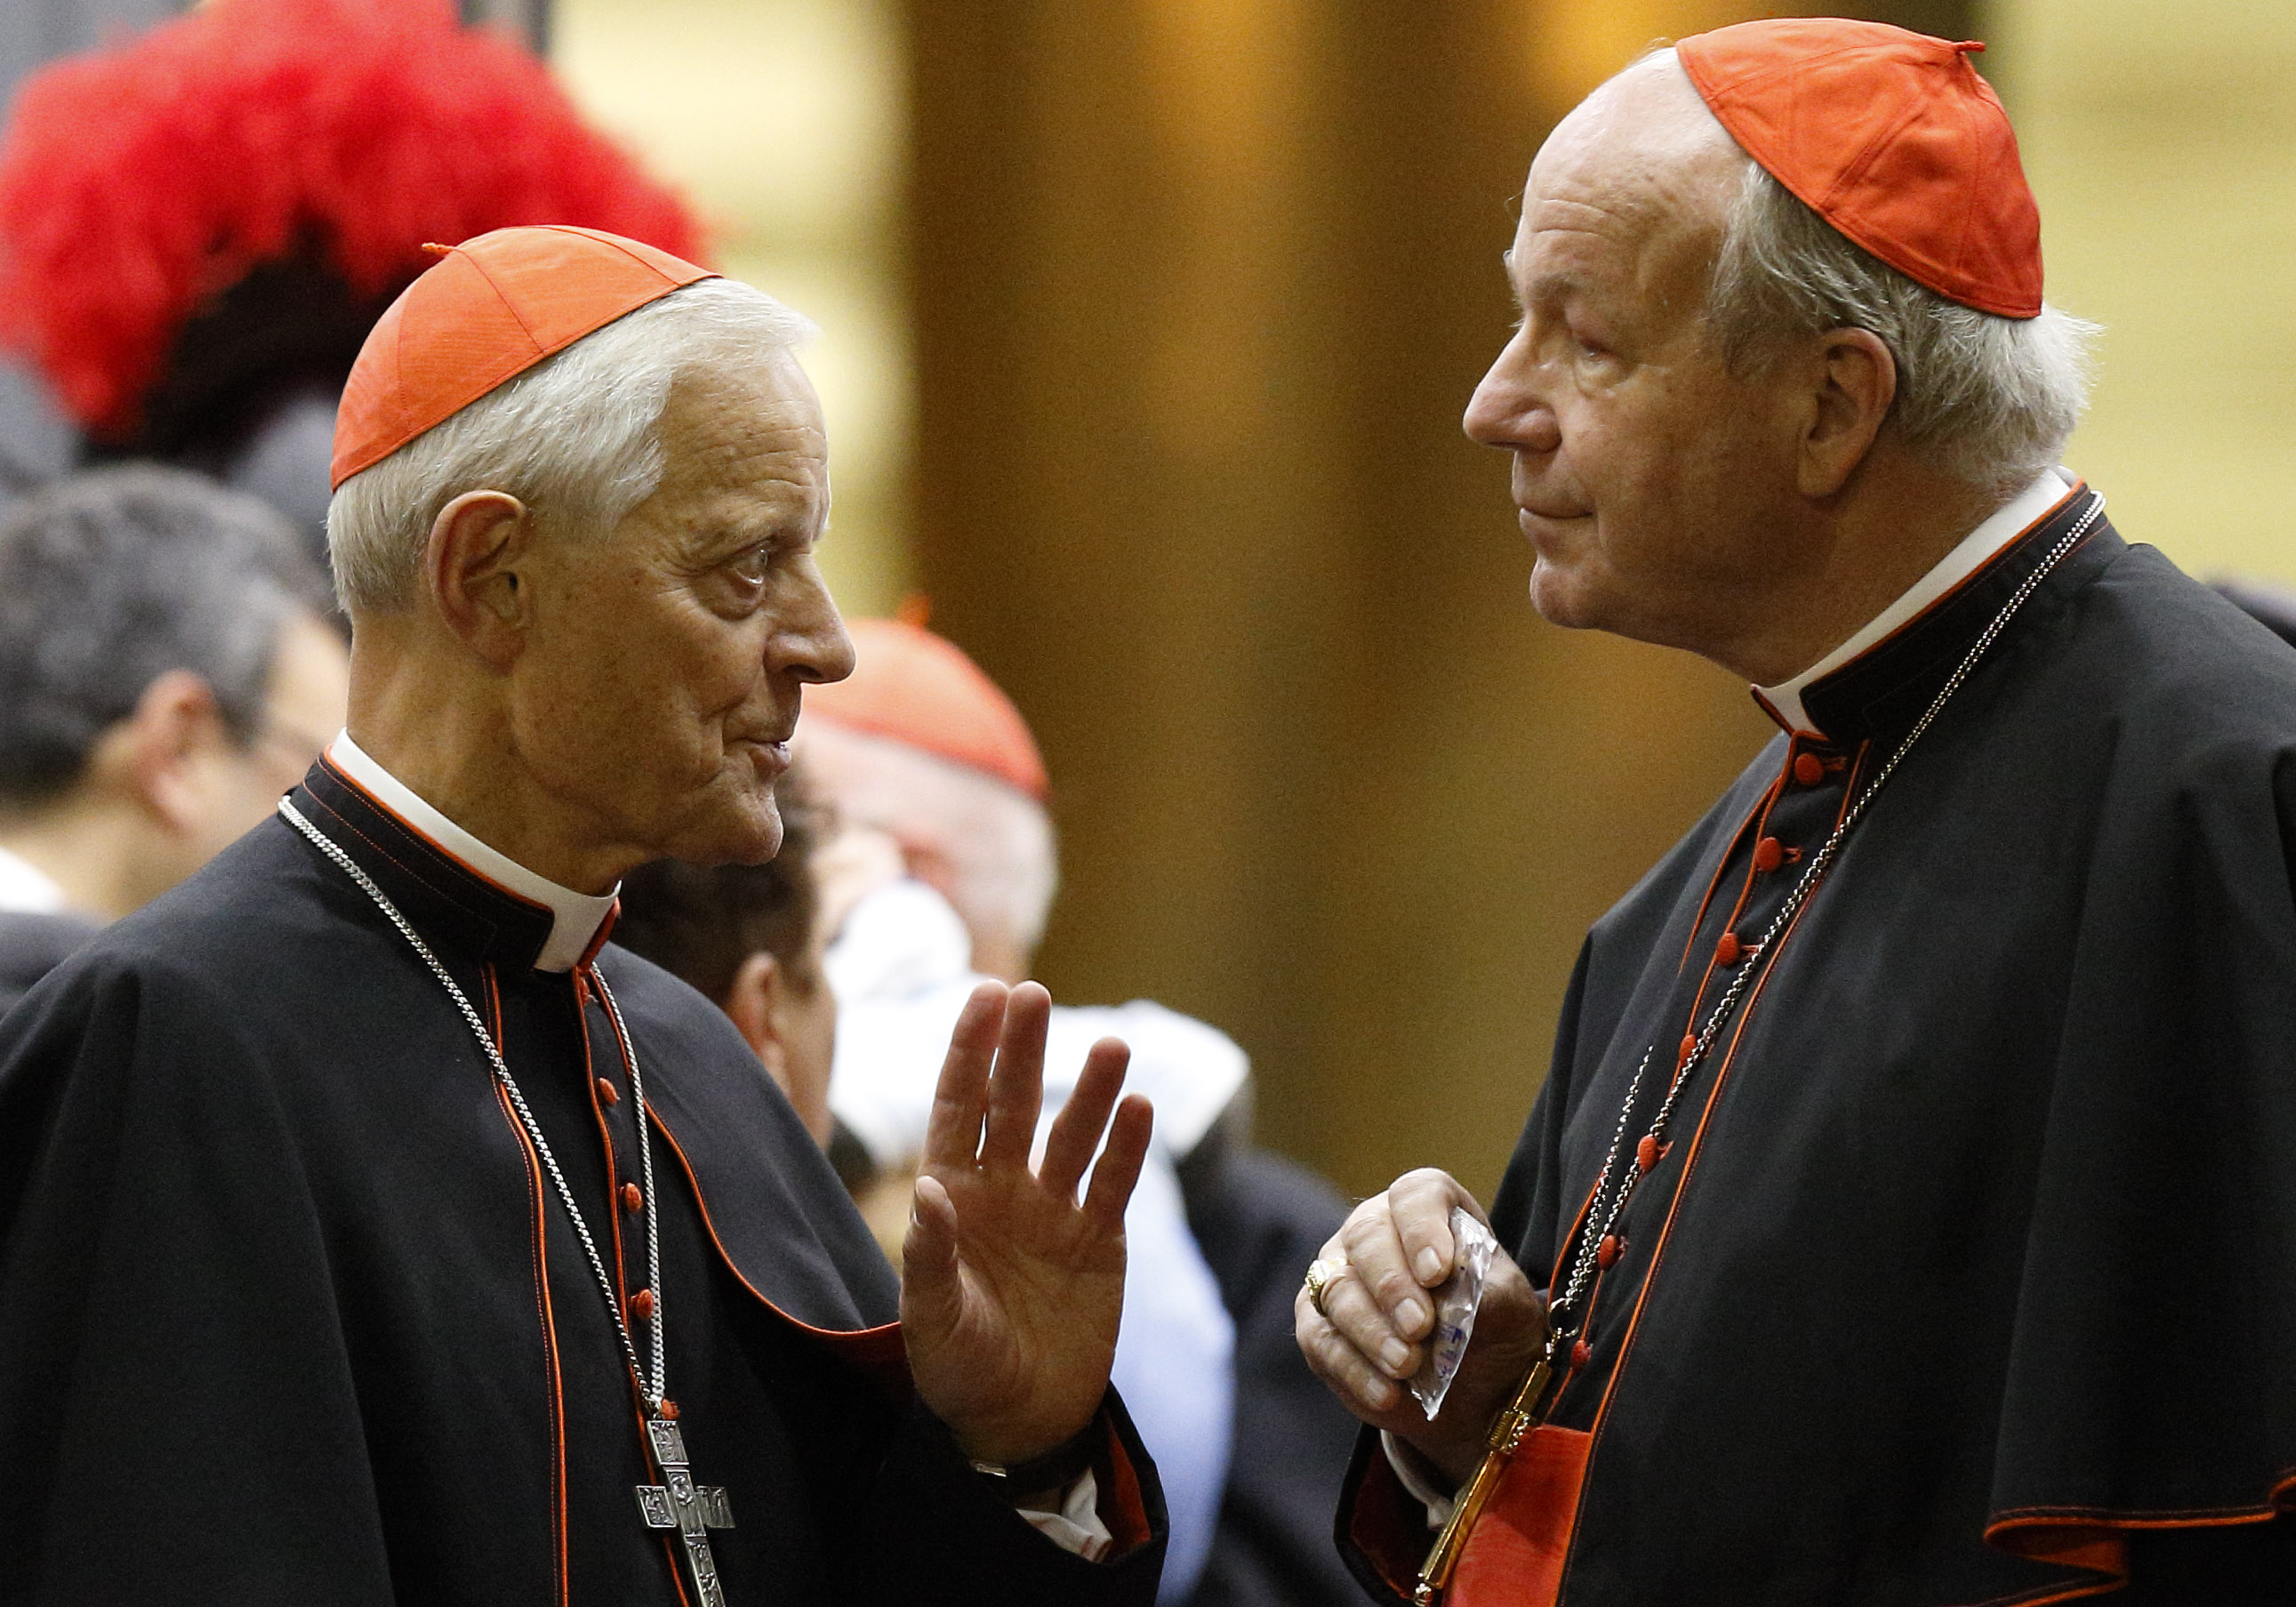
xmin=1675 ymin=18 xmax=2043 ymax=318
xmin=331 ymin=224 xmax=717 ymax=488
xmin=802 ymin=615 xmax=1051 ymax=802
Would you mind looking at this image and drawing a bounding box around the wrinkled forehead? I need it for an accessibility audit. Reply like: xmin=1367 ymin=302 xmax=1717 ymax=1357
xmin=635 ymin=350 xmax=833 ymax=554
xmin=660 ymin=349 xmax=829 ymax=486
xmin=1520 ymin=52 xmax=1747 ymax=265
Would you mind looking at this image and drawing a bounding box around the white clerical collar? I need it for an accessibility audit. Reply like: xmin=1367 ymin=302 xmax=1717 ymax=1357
xmin=1755 ymin=470 xmax=2083 ymax=737
xmin=0 ymin=843 xmax=68 ymax=915
xmin=325 ymin=730 xmax=618 ymax=972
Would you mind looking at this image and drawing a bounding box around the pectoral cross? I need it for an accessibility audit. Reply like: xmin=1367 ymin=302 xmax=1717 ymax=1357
xmin=635 ymin=1415 xmax=735 ymax=1607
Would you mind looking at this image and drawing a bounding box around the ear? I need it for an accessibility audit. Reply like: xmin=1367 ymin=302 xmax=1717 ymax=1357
xmin=1798 ymin=326 xmax=1898 ymax=499
xmin=120 ymin=669 xmax=231 ymax=834
xmin=422 ymin=490 xmax=536 ymax=670
xmin=723 ymin=951 xmax=793 ymax=1093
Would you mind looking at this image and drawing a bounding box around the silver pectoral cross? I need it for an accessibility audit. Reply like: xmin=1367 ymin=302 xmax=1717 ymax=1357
xmin=635 ymin=1415 xmax=735 ymax=1607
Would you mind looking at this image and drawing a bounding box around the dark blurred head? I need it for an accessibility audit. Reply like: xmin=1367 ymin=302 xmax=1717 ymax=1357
xmin=614 ymin=777 xmax=839 ymax=1143
xmin=2216 ymin=581 xmax=2296 ymax=650
xmin=0 ymin=464 xmax=347 ymax=913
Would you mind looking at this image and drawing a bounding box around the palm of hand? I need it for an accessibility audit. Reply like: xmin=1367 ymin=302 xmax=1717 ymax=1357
xmin=905 ymin=1146 xmax=1129 ymax=1463
xmin=901 ymin=981 xmax=1151 ymax=1466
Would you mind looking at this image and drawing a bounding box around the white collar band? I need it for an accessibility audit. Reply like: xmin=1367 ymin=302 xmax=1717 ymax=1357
xmin=1755 ymin=470 xmax=2082 ymax=739
xmin=324 ymin=731 xmax=618 ymax=972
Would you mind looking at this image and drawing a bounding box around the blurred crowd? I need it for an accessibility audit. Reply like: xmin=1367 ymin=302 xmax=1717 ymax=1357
xmin=0 ymin=3 xmax=1372 ymax=1603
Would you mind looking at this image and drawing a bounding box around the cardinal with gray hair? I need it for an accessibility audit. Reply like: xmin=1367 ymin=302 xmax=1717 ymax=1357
xmin=1300 ymin=20 xmax=2296 ymax=1605
xmin=0 ymin=226 xmax=1170 ymax=1604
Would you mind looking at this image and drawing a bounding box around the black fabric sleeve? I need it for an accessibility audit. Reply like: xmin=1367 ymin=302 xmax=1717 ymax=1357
xmin=0 ymin=963 xmax=400 ymax=1605
xmin=2118 ymin=1519 xmax=2296 ymax=1605
xmin=1332 ymin=1423 xmax=1428 ymax=1607
xmin=853 ymin=1389 xmax=1168 ymax=1606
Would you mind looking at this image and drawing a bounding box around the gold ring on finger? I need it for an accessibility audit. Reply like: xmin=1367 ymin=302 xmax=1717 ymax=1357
xmin=1303 ymin=1256 xmax=1346 ymax=1317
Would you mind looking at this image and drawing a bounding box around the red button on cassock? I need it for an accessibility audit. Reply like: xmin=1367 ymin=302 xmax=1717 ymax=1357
xmin=1596 ymin=1234 xmax=1622 ymax=1269
xmin=622 ymin=1183 xmax=643 ymax=1213
xmin=629 ymin=1288 xmax=654 ymax=1321
xmin=1752 ymin=837 xmax=1784 ymax=874
xmin=1715 ymin=932 xmax=1742 ymax=966
xmin=1636 ymin=1134 xmax=1661 ymax=1172
xmin=1793 ymin=751 xmax=1826 ymax=786
xmin=1677 ymin=1033 xmax=1697 ymax=1068
xmin=1569 ymin=1339 xmax=1592 ymax=1370
xmin=596 ymin=1077 xmax=620 ymax=1106
xmin=660 ymin=1398 xmax=679 ymax=1420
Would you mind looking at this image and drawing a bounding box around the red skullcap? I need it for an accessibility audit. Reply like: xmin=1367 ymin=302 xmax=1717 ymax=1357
xmin=331 ymin=224 xmax=717 ymax=488
xmin=1675 ymin=19 xmax=2043 ymax=318
xmin=802 ymin=617 xmax=1050 ymax=802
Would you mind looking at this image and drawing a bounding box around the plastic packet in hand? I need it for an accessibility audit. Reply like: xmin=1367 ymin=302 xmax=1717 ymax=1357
xmin=1409 ymin=1207 xmax=1497 ymax=1419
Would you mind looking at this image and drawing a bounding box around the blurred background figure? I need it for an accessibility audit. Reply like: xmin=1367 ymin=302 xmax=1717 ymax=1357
xmin=2217 ymin=581 xmax=2296 ymax=650
xmin=0 ymin=465 xmax=345 ymax=1010
xmin=0 ymin=0 xmax=697 ymax=553
xmin=794 ymin=614 xmax=1232 ymax=1602
xmin=794 ymin=613 xmax=1368 ymax=1606
xmin=614 ymin=781 xmax=844 ymax=1153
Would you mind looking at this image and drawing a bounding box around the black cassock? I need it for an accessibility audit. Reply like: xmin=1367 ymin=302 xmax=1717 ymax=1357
xmin=0 ymin=759 xmax=1167 ymax=1604
xmin=1341 ymin=489 xmax=2296 ymax=1604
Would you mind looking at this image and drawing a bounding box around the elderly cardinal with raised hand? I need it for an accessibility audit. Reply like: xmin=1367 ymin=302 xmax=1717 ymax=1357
xmin=0 ymin=226 xmax=1168 ymax=1604
xmin=1298 ymin=20 xmax=2296 ymax=1607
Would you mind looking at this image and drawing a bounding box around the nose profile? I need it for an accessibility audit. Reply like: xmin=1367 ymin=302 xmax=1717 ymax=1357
xmin=1464 ymin=341 xmax=1561 ymax=456
xmin=783 ymin=573 xmax=856 ymax=687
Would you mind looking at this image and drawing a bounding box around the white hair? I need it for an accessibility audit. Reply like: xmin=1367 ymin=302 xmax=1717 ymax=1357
xmin=1706 ymin=158 xmax=2099 ymax=495
xmin=915 ymin=749 xmax=1058 ymax=964
xmin=328 ymin=277 xmax=816 ymax=614
xmin=800 ymin=723 xmax=1059 ymax=966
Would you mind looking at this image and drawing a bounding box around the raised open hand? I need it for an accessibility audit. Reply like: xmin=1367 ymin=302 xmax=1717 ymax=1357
xmin=901 ymin=979 xmax=1152 ymax=1466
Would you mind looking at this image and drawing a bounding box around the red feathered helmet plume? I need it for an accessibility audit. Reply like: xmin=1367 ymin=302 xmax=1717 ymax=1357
xmin=0 ymin=0 xmax=707 ymax=444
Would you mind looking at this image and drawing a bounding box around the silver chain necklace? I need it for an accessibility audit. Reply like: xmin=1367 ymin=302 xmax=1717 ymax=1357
xmin=1543 ymin=494 xmax=2105 ymax=1358
xmin=277 ymin=797 xmax=738 ymax=1606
